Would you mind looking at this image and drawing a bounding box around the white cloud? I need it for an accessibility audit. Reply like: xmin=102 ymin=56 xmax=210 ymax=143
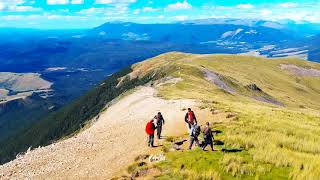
xmin=9 ymin=5 xmax=41 ymax=11
xmin=279 ymin=2 xmax=298 ymax=8
xmin=0 ymin=0 xmax=41 ymax=12
xmin=47 ymin=0 xmax=83 ymax=4
xmin=167 ymin=1 xmax=192 ymax=10
xmin=70 ymin=0 xmax=83 ymax=4
xmin=133 ymin=9 xmax=140 ymax=14
xmin=260 ymin=9 xmax=272 ymax=16
xmin=236 ymin=4 xmax=254 ymax=9
xmin=79 ymin=8 xmax=93 ymax=14
xmin=0 ymin=3 xmax=5 ymax=10
xmin=143 ymin=7 xmax=158 ymax=12
xmin=47 ymin=0 xmax=69 ymax=5
xmin=158 ymin=15 xmax=164 ymax=19
xmin=95 ymin=0 xmax=136 ymax=4
xmin=78 ymin=6 xmax=129 ymax=16
xmin=175 ymin=15 xmax=188 ymax=21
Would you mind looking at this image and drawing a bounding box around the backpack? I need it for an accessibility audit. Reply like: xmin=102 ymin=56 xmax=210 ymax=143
xmin=192 ymin=125 xmax=201 ymax=137
xmin=145 ymin=121 xmax=155 ymax=135
xmin=188 ymin=111 xmax=194 ymax=124
xmin=156 ymin=115 xmax=163 ymax=125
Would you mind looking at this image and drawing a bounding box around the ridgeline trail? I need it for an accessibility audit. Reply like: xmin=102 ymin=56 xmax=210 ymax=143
xmin=0 ymin=86 xmax=214 ymax=179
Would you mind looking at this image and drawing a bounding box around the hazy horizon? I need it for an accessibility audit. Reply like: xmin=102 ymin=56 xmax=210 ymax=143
xmin=0 ymin=0 xmax=319 ymax=29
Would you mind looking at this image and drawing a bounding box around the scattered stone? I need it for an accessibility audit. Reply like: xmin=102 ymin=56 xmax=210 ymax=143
xmin=245 ymin=84 xmax=262 ymax=92
xmin=173 ymin=144 xmax=182 ymax=151
xmin=137 ymin=162 xmax=146 ymax=167
xmin=149 ymin=154 xmax=165 ymax=163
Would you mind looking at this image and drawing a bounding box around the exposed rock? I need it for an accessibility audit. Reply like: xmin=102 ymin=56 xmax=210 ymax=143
xmin=149 ymin=154 xmax=165 ymax=163
xmin=280 ymin=64 xmax=320 ymax=77
xmin=245 ymin=83 xmax=284 ymax=106
xmin=203 ymin=69 xmax=235 ymax=94
xmin=245 ymin=84 xmax=262 ymax=92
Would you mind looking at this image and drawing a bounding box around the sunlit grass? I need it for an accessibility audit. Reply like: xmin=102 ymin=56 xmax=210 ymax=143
xmin=136 ymin=52 xmax=320 ymax=179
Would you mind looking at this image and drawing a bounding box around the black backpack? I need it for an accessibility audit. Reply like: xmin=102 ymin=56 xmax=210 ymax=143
xmin=192 ymin=125 xmax=201 ymax=137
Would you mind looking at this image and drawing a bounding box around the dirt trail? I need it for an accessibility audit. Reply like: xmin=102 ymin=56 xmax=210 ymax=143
xmin=0 ymin=86 xmax=213 ymax=179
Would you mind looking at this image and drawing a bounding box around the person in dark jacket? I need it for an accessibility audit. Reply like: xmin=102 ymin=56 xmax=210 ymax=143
xmin=156 ymin=112 xmax=165 ymax=139
xmin=189 ymin=124 xmax=201 ymax=150
xmin=202 ymin=122 xmax=214 ymax=151
xmin=185 ymin=108 xmax=197 ymax=130
xmin=145 ymin=118 xmax=157 ymax=147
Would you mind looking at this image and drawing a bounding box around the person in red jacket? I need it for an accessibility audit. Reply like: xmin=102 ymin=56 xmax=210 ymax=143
xmin=185 ymin=108 xmax=197 ymax=130
xmin=145 ymin=118 xmax=157 ymax=147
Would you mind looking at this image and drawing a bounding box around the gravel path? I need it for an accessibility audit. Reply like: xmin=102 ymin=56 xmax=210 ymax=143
xmin=0 ymin=86 xmax=202 ymax=179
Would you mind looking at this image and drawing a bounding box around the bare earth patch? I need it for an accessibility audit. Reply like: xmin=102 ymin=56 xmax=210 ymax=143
xmin=203 ymin=69 xmax=235 ymax=94
xmin=280 ymin=64 xmax=320 ymax=77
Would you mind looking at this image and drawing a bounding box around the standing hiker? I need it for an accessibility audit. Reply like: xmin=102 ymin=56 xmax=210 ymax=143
xmin=145 ymin=118 xmax=157 ymax=147
xmin=185 ymin=108 xmax=197 ymax=132
xmin=189 ymin=124 xmax=201 ymax=150
xmin=156 ymin=112 xmax=165 ymax=139
xmin=202 ymin=122 xmax=214 ymax=151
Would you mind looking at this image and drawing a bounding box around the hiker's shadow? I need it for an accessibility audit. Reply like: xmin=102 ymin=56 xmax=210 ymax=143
xmin=221 ymin=148 xmax=242 ymax=153
xmin=153 ymin=145 xmax=164 ymax=148
xmin=174 ymin=139 xmax=187 ymax=146
xmin=213 ymin=139 xmax=224 ymax=145
xmin=212 ymin=130 xmax=222 ymax=135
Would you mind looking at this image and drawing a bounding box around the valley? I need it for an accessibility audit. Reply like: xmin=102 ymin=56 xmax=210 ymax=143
xmin=0 ymin=72 xmax=52 ymax=103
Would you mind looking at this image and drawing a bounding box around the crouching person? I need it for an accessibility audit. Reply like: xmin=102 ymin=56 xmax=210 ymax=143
xmin=202 ymin=122 xmax=214 ymax=151
xmin=145 ymin=118 xmax=157 ymax=147
xmin=189 ymin=124 xmax=201 ymax=150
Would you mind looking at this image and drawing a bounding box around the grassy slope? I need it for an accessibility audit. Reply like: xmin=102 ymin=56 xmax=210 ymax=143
xmin=129 ymin=52 xmax=320 ymax=179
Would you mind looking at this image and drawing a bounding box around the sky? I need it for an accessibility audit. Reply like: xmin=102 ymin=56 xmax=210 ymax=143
xmin=0 ymin=0 xmax=319 ymax=29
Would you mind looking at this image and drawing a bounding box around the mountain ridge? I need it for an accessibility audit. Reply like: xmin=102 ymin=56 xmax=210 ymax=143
xmin=1 ymin=52 xmax=320 ymax=179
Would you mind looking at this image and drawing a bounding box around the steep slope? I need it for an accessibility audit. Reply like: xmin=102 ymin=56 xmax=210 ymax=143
xmin=0 ymin=87 xmax=204 ymax=179
xmin=1 ymin=52 xmax=320 ymax=179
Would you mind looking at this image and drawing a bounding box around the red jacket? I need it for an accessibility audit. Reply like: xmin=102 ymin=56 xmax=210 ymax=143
xmin=145 ymin=120 xmax=156 ymax=135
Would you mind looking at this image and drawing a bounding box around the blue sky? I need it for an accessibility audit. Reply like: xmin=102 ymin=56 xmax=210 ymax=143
xmin=0 ymin=0 xmax=319 ymax=29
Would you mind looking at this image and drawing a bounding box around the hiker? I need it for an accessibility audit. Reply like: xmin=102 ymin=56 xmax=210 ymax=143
xmin=189 ymin=124 xmax=201 ymax=150
xmin=185 ymin=108 xmax=197 ymax=131
xmin=202 ymin=122 xmax=214 ymax=151
xmin=145 ymin=118 xmax=157 ymax=147
xmin=156 ymin=112 xmax=165 ymax=139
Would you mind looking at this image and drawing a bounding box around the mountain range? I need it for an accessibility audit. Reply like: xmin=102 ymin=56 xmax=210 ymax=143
xmin=0 ymin=18 xmax=319 ymax=164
